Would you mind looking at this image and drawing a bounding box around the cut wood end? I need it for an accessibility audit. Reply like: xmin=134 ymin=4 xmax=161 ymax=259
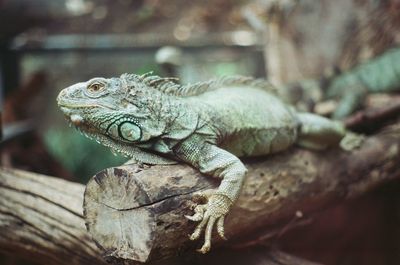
xmin=83 ymin=165 xmax=211 ymax=263
xmin=84 ymin=167 xmax=156 ymax=263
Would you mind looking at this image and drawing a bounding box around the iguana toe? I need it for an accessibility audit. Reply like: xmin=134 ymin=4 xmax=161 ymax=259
xmin=185 ymin=205 xmax=205 ymax=221
xmin=198 ymin=240 xmax=211 ymax=254
xmin=187 ymin=193 xmax=232 ymax=253
xmin=217 ymin=216 xmax=227 ymax=240
xmin=189 ymin=211 xmax=209 ymax=240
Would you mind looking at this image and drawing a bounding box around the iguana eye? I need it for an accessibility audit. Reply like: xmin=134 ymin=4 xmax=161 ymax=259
xmin=88 ymin=82 xmax=105 ymax=92
xmin=85 ymin=79 xmax=108 ymax=98
xmin=89 ymin=83 xmax=103 ymax=92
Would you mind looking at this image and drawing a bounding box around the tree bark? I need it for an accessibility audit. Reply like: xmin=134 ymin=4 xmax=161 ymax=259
xmin=0 ymin=166 xmax=324 ymax=265
xmin=197 ymin=248 xmax=324 ymax=265
xmin=0 ymin=168 xmax=106 ymax=265
xmin=84 ymin=128 xmax=400 ymax=264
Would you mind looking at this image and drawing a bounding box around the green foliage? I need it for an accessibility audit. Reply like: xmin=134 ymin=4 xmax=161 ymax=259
xmin=43 ymin=127 xmax=126 ymax=183
xmin=213 ymin=62 xmax=239 ymax=76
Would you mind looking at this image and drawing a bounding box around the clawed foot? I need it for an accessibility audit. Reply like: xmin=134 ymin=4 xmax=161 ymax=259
xmin=340 ymin=132 xmax=365 ymax=151
xmin=185 ymin=192 xmax=232 ymax=253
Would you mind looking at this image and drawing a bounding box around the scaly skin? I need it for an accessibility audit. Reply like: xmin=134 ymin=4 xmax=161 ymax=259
xmin=284 ymin=48 xmax=400 ymax=119
xmin=57 ymin=73 xmax=360 ymax=253
xmin=327 ymin=48 xmax=400 ymax=119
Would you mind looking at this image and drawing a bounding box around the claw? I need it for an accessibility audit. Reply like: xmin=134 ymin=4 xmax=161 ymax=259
xmin=217 ymin=216 xmax=227 ymax=240
xmin=201 ymin=216 xmax=216 ymax=253
xmin=189 ymin=231 xmax=200 ymax=241
xmin=196 ymin=216 xmax=220 ymax=253
xmin=198 ymin=242 xmax=211 ymax=254
xmin=185 ymin=212 xmax=203 ymax=221
xmin=189 ymin=213 xmax=209 ymax=240
xmin=186 ymin=193 xmax=232 ymax=253
xmin=185 ymin=204 xmax=205 ymax=221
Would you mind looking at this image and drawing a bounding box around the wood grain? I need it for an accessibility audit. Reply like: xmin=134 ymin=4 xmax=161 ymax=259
xmin=84 ymin=129 xmax=400 ymax=264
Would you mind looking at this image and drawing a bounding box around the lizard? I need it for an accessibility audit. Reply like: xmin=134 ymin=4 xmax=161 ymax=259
xmin=56 ymin=72 xmax=362 ymax=253
xmin=325 ymin=47 xmax=400 ymax=119
xmin=282 ymin=47 xmax=400 ymax=119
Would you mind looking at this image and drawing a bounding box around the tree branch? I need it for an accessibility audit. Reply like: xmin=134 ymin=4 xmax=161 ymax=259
xmin=344 ymin=97 xmax=400 ymax=132
xmin=0 ymin=168 xmax=106 ymax=265
xmin=84 ymin=127 xmax=400 ymax=264
xmin=0 ymin=166 xmax=322 ymax=265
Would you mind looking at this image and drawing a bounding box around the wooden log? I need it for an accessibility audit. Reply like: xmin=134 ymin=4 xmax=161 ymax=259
xmin=0 ymin=168 xmax=322 ymax=265
xmin=199 ymin=248 xmax=324 ymax=265
xmin=344 ymin=96 xmax=400 ymax=133
xmin=84 ymin=128 xmax=400 ymax=264
xmin=0 ymin=168 xmax=106 ymax=265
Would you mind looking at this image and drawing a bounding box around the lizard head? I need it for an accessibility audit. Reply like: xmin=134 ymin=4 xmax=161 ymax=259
xmin=56 ymin=73 xmax=175 ymax=145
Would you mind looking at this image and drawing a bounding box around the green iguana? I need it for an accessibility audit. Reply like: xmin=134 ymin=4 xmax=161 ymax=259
xmin=284 ymin=48 xmax=400 ymax=119
xmin=326 ymin=48 xmax=400 ymax=119
xmin=57 ymin=73 xmax=361 ymax=253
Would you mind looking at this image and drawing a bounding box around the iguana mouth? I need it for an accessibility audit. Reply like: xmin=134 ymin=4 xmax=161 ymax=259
xmin=57 ymin=101 xmax=103 ymax=109
xmin=57 ymin=93 xmax=115 ymax=110
xmin=58 ymin=100 xmax=118 ymax=111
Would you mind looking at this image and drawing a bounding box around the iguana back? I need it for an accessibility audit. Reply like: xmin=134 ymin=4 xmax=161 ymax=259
xmin=183 ymin=85 xmax=299 ymax=157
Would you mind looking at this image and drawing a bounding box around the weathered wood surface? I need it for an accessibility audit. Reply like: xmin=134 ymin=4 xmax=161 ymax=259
xmin=344 ymin=96 xmax=400 ymax=132
xmin=0 ymin=168 xmax=106 ymax=265
xmin=84 ymin=128 xmax=400 ymax=264
xmin=198 ymin=248 xmax=324 ymax=265
xmin=0 ymin=167 xmax=324 ymax=265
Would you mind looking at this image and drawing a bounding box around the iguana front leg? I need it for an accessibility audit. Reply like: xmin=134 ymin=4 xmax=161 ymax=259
xmin=173 ymin=140 xmax=247 ymax=253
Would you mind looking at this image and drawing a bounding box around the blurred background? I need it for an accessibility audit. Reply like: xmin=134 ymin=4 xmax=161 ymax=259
xmin=1 ymin=0 xmax=400 ymax=264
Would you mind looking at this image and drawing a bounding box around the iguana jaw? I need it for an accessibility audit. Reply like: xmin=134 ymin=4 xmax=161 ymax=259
xmin=57 ymin=100 xmax=116 ymax=111
xmin=57 ymin=98 xmax=117 ymax=127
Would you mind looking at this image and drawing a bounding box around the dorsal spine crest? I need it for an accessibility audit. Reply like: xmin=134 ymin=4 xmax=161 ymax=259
xmin=121 ymin=72 xmax=277 ymax=97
